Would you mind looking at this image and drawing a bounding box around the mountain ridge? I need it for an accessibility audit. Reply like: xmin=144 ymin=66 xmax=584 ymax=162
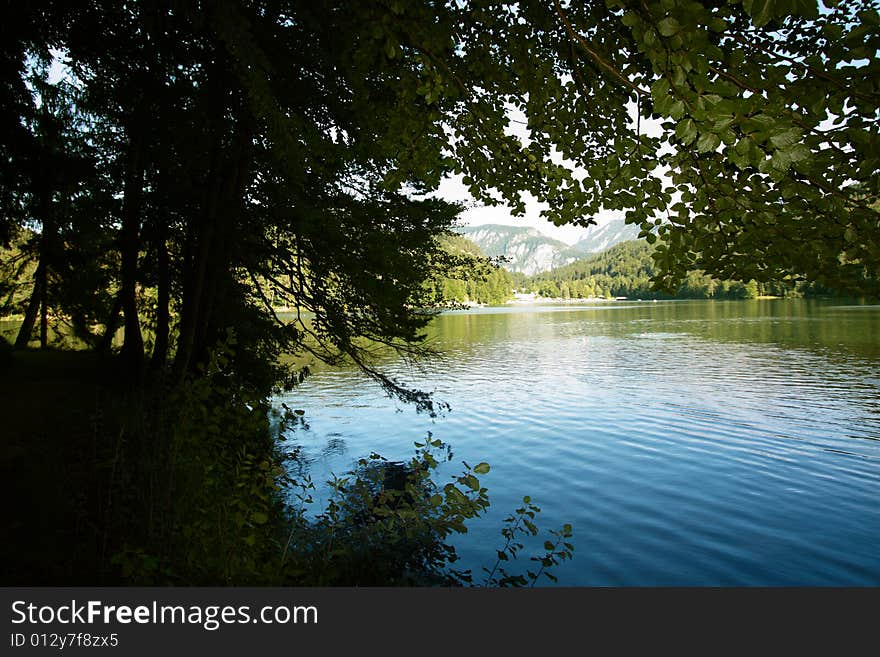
xmin=456 ymin=219 xmax=640 ymax=274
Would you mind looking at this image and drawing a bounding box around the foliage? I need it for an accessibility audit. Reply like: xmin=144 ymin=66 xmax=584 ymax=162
xmin=277 ymin=435 xmax=485 ymax=585
xmin=2 ymin=1 xmax=470 ymax=398
xmin=424 ymin=232 xmax=515 ymax=306
xmin=421 ymin=0 xmax=879 ymax=295
xmin=3 ymin=0 xmax=875 ymax=587
xmin=5 ymin=0 xmax=876 ymax=382
xmin=275 ymin=431 xmax=573 ymax=586
xmin=616 ymin=0 xmax=880 ymax=295
xmin=483 ymin=495 xmax=574 ymax=587
xmin=529 ymin=240 xmax=656 ymax=299
xmin=107 ymin=339 xmax=289 ymax=584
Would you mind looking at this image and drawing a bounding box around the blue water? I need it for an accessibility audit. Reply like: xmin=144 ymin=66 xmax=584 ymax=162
xmin=276 ymin=300 xmax=880 ymax=585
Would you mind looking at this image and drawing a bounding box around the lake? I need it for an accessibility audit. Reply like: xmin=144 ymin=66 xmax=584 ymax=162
xmin=275 ymin=299 xmax=880 ymax=586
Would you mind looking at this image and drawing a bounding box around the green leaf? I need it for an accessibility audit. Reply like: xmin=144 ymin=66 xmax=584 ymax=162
xmin=621 ymin=11 xmax=639 ymax=27
xmin=823 ymin=23 xmax=843 ymax=40
xmin=657 ymin=17 xmax=681 ymax=36
xmin=696 ymin=132 xmax=720 ymax=153
xmin=473 ymin=462 xmax=490 ymax=474
xmin=676 ymin=119 xmax=698 ymax=145
xmin=708 ymin=17 xmax=728 ymax=32
xmin=744 ymin=0 xmax=773 ymax=27
xmin=792 ymin=0 xmax=819 ymax=19
xmin=250 ymin=511 xmax=268 ymax=525
xmin=859 ymin=9 xmax=880 ymax=26
xmin=653 ymin=93 xmax=674 ymax=116
xmin=651 ymin=78 xmax=670 ymax=104
xmin=713 ymin=117 xmax=735 ymax=132
xmin=769 ymin=127 xmax=803 ymax=149
xmin=784 ymin=143 xmax=810 ymax=163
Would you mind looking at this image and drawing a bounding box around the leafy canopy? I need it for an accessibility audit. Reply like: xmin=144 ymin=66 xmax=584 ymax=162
xmin=431 ymin=0 xmax=878 ymax=294
xmin=2 ymin=0 xmax=877 ymax=391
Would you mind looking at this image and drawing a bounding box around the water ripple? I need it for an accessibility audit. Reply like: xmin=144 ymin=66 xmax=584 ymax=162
xmin=278 ymin=300 xmax=880 ymax=585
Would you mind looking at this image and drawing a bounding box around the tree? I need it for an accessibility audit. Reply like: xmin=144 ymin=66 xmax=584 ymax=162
xmin=3 ymin=1 xmax=468 ymax=401
xmin=3 ymin=0 xmax=877 ymax=388
xmin=370 ymin=0 xmax=879 ymax=295
xmin=427 ymin=233 xmax=514 ymax=306
xmin=613 ymin=1 xmax=880 ymax=295
xmin=5 ymin=0 xmax=875 ymax=587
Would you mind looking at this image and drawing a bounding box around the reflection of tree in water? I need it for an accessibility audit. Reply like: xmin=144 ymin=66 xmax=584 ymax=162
xmin=431 ymin=301 xmax=880 ymax=362
xmin=322 ymin=434 xmax=347 ymax=458
xmin=281 ymin=445 xmax=312 ymax=481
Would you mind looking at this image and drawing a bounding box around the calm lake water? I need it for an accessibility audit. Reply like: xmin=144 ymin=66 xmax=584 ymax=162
xmin=276 ymin=299 xmax=880 ymax=586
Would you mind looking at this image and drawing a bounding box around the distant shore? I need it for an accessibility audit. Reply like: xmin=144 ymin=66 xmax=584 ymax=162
xmin=509 ymin=293 xmax=623 ymax=305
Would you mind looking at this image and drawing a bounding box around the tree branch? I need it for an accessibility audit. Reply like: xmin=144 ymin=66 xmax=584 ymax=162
xmin=552 ymin=0 xmax=648 ymax=97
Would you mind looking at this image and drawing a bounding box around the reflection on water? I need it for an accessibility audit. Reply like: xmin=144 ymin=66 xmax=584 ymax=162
xmin=322 ymin=435 xmax=347 ymax=458
xmin=283 ymin=299 xmax=880 ymax=585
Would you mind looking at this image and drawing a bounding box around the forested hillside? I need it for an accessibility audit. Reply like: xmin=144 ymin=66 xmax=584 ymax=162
xmin=526 ymin=241 xmax=837 ymax=300
xmin=424 ymin=233 xmax=514 ymax=306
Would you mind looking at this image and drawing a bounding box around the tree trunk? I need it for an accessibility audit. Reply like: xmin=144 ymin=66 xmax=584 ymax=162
xmin=173 ymin=197 xmax=216 ymax=378
xmin=189 ymin=120 xmax=251 ymax=372
xmin=15 ymin=190 xmax=54 ymax=350
xmin=98 ymin=290 xmax=123 ymax=353
xmin=14 ymin=260 xmax=44 ymax=349
xmin=119 ymin=132 xmax=145 ymax=368
xmin=172 ymin=70 xmax=252 ymax=380
xmin=151 ymin=217 xmax=170 ymax=369
xmin=173 ymin=139 xmax=221 ymax=379
xmin=39 ymin=255 xmax=48 ymax=348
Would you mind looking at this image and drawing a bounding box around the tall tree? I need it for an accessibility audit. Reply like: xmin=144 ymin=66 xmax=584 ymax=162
xmin=3 ymin=0 xmax=877 ymax=387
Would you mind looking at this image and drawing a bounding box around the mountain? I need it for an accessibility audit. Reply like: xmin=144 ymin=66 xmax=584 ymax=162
xmin=428 ymin=233 xmax=514 ymax=305
xmin=456 ymin=224 xmax=587 ymax=275
xmin=456 ymin=219 xmax=642 ymax=275
xmin=571 ymin=218 xmax=640 ymax=254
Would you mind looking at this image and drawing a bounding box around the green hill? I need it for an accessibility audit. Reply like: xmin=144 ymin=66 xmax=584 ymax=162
xmin=425 ymin=233 xmax=515 ymax=305
xmin=526 ymin=240 xmax=832 ymax=300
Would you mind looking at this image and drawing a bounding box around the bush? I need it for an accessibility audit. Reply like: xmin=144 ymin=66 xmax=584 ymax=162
xmin=109 ymin=341 xmax=573 ymax=586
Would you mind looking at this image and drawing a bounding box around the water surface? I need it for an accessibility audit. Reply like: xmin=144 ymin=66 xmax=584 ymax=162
xmin=276 ymin=300 xmax=880 ymax=585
